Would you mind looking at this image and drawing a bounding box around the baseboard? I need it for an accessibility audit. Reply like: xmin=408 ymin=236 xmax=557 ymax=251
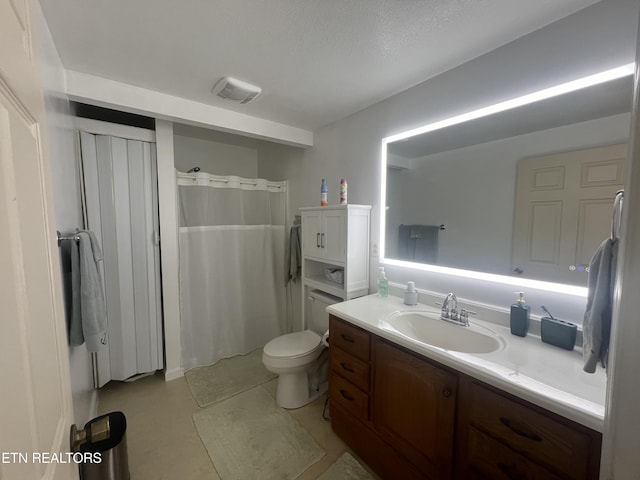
xmin=164 ymin=366 xmax=184 ymax=382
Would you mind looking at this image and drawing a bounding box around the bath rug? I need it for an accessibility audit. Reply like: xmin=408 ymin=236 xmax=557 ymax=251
xmin=193 ymin=386 xmax=325 ymax=480
xmin=317 ymin=452 xmax=375 ymax=480
xmin=185 ymin=348 xmax=276 ymax=407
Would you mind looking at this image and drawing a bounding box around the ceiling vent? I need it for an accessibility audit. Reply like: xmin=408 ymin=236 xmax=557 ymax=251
xmin=212 ymin=76 xmax=262 ymax=104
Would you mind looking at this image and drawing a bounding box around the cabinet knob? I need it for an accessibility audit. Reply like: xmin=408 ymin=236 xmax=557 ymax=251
xmin=497 ymin=462 xmax=526 ymax=480
xmin=340 ymin=333 xmax=355 ymax=343
xmin=499 ymin=417 xmax=542 ymax=442
xmin=442 ymin=387 xmax=453 ymax=398
xmin=339 ymin=389 xmax=354 ymax=401
xmin=340 ymin=362 xmax=355 ymax=373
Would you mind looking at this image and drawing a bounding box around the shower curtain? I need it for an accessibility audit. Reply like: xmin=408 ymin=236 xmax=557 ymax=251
xmin=178 ymin=171 xmax=288 ymax=370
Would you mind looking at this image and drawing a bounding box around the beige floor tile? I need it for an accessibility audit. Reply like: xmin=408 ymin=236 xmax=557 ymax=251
xmin=98 ymin=372 xmax=377 ymax=479
xmin=98 ymin=373 xmax=218 ymax=480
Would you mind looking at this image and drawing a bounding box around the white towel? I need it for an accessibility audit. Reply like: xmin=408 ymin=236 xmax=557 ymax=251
xmin=69 ymin=230 xmax=107 ymax=352
xmin=583 ymin=238 xmax=618 ymax=373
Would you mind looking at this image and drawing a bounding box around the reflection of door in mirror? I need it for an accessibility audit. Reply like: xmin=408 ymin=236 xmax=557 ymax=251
xmin=512 ymin=143 xmax=626 ymax=286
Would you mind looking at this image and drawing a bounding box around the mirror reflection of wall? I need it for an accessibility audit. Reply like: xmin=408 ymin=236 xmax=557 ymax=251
xmin=384 ymin=72 xmax=633 ymax=287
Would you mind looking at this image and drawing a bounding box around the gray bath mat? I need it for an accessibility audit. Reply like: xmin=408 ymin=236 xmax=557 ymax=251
xmin=185 ymin=348 xmax=276 ymax=407
xmin=193 ymin=386 xmax=325 ymax=479
xmin=317 ymin=452 xmax=375 ymax=480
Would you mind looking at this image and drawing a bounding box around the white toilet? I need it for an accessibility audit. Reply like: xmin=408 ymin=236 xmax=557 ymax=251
xmin=262 ymin=290 xmax=339 ymax=409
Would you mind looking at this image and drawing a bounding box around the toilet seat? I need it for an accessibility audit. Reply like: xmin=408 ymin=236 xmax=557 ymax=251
xmin=263 ymin=330 xmax=322 ymax=359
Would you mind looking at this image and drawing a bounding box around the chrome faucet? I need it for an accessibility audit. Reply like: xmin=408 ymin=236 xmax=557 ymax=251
xmin=437 ymin=292 xmax=476 ymax=327
xmin=441 ymin=292 xmax=458 ymax=321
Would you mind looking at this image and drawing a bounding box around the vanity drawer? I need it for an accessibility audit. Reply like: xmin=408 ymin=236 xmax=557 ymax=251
xmin=330 ymin=371 xmax=370 ymax=422
xmin=330 ymin=346 xmax=370 ymax=391
xmin=466 ymin=381 xmax=593 ymax=480
xmin=464 ymin=426 xmax=564 ymax=480
xmin=330 ymin=316 xmax=370 ymax=361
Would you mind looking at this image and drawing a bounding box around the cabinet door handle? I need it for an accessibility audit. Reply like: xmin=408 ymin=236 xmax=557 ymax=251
xmin=340 ymin=333 xmax=355 ymax=343
xmin=442 ymin=387 xmax=453 ymax=398
xmin=339 ymin=389 xmax=354 ymax=401
xmin=321 ymin=233 xmax=325 ymax=248
xmin=500 ymin=417 xmax=542 ymax=442
xmin=340 ymin=362 xmax=355 ymax=373
xmin=316 ymin=233 xmax=320 ymax=248
xmin=497 ymin=462 xmax=526 ymax=480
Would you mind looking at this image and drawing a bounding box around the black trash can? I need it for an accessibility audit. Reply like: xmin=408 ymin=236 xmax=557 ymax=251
xmin=78 ymin=411 xmax=129 ymax=480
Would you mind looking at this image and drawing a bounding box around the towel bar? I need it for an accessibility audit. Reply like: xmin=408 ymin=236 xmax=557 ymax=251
xmin=611 ymin=190 xmax=624 ymax=241
xmin=57 ymin=230 xmax=80 ymax=246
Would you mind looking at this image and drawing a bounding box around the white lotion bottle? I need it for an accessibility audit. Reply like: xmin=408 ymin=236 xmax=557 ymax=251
xmin=404 ymin=281 xmax=418 ymax=305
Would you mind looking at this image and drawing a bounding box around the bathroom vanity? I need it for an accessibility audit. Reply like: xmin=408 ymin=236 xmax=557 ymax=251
xmin=327 ymin=295 xmax=605 ymax=480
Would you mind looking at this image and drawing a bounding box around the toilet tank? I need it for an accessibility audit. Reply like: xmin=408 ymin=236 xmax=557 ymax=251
xmin=306 ymin=290 xmax=342 ymax=334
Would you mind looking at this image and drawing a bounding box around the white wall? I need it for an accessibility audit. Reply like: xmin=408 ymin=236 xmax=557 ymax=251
xmin=35 ymin=3 xmax=95 ymax=426
xmin=387 ymin=113 xmax=631 ymax=278
xmin=173 ymin=134 xmax=258 ymax=177
xmin=285 ymin=0 xmax=639 ymax=325
xmin=257 ymin=141 xmax=306 ymax=330
xmin=155 ymin=120 xmax=183 ymax=381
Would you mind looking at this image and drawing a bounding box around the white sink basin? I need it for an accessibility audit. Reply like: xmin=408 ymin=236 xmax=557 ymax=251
xmin=381 ymin=310 xmax=504 ymax=354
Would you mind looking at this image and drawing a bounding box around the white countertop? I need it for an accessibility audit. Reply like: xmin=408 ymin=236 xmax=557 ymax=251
xmin=326 ymin=294 xmax=606 ymax=432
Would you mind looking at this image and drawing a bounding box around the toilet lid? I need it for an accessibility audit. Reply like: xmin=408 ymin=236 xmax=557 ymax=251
xmin=263 ymin=330 xmax=321 ymax=358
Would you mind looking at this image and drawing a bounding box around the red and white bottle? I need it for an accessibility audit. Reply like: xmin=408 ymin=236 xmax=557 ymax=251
xmin=339 ymin=179 xmax=347 ymax=205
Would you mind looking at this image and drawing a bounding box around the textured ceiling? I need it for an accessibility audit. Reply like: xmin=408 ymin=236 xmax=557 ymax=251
xmin=39 ymin=0 xmax=599 ymax=130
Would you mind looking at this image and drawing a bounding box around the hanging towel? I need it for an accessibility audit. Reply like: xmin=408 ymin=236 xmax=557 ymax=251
xmin=413 ymin=226 xmax=439 ymax=263
xmin=398 ymin=225 xmax=439 ymax=263
xmin=583 ymin=238 xmax=618 ymax=373
xmin=70 ymin=230 xmax=107 ymax=352
xmin=286 ymin=224 xmax=302 ymax=285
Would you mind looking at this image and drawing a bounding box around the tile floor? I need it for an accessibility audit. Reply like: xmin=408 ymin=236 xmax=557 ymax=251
xmin=97 ymin=373 xmax=379 ymax=479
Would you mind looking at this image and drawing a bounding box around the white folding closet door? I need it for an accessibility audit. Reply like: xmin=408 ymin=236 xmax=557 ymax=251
xmin=80 ymin=132 xmax=163 ymax=384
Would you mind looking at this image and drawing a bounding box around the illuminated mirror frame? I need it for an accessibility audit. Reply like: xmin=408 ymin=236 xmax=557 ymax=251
xmin=380 ymin=63 xmax=635 ymax=297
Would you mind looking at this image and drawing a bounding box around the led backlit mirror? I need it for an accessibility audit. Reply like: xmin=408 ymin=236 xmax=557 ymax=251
xmin=381 ymin=65 xmax=634 ymax=290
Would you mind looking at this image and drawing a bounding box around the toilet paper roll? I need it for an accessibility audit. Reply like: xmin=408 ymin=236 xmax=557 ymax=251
xmin=321 ymin=330 xmax=330 ymax=347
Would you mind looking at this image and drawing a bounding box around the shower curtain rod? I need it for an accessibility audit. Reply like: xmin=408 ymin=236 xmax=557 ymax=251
xmin=178 ymin=171 xmax=284 ymax=189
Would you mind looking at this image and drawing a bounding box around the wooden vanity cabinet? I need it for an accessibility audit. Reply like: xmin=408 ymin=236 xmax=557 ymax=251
xmin=329 ymin=317 xmax=371 ymax=423
xmin=454 ymin=378 xmax=602 ymax=480
xmin=329 ymin=315 xmax=456 ymax=479
xmin=373 ymin=338 xmax=458 ymax=479
xmin=328 ymin=314 xmax=602 ymax=480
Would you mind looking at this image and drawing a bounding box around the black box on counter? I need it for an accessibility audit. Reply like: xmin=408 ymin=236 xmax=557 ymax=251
xmin=541 ymin=317 xmax=577 ymax=351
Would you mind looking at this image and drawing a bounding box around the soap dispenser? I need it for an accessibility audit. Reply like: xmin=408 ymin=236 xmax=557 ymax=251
xmin=404 ymin=282 xmax=418 ymax=305
xmin=510 ymin=291 xmax=530 ymax=337
xmin=377 ymin=267 xmax=389 ymax=298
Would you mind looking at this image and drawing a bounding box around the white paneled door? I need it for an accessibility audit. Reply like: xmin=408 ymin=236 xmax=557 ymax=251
xmin=512 ymin=143 xmax=626 ymax=286
xmin=0 ymin=0 xmax=76 ymax=478
xmin=80 ymin=132 xmax=163 ymax=384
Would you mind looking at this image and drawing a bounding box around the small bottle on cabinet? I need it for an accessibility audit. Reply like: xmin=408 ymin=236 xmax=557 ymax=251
xmin=320 ymin=178 xmax=328 ymax=206
xmin=339 ymin=179 xmax=347 ymax=205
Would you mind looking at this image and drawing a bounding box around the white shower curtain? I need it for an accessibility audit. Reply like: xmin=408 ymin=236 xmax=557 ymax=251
xmin=178 ymin=171 xmax=288 ymax=370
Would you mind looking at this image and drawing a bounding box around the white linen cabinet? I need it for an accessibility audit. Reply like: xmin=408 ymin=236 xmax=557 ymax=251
xmin=300 ymin=205 xmax=371 ymax=319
